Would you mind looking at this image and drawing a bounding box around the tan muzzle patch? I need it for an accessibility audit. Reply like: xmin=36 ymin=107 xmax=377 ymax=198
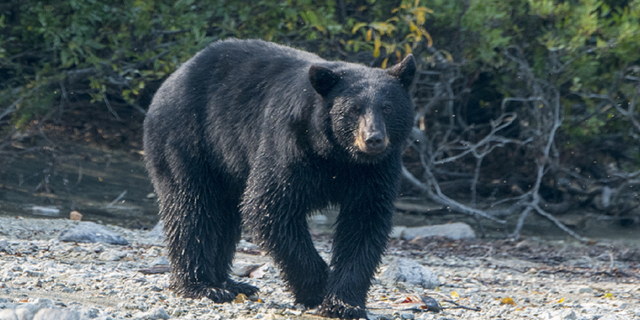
xmin=354 ymin=116 xmax=389 ymax=153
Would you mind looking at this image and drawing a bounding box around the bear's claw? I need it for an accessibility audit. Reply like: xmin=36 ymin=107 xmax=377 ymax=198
xmin=317 ymin=297 xmax=368 ymax=319
xmin=178 ymin=285 xmax=237 ymax=303
xmin=223 ymin=279 xmax=259 ymax=296
xmin=295 ymin=294 xmax=324 ymax=309
xmin=175 ymin=280 xmax=259 ymax=303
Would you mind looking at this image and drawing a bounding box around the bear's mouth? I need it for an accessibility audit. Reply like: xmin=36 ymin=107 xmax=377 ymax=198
xmin=359 ymin=144 xmax=386 ymax=155
xmin=354 ymin=130 xmax=389 ymax=155
xmin=351 ymin=146 xmax=390 ymax=164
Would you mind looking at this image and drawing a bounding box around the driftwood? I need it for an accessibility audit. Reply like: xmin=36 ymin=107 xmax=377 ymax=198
xmin=401 ymin=45 xmax=640 ymax=242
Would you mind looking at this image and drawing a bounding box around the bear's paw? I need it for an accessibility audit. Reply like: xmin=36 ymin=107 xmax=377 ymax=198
xmin=177 ymin=283 xmax=237 ymax=303
xmin=223 ymin=279 xmax=260 ymax=296
xmin=317 ymin=296 xmax=367 ymax=319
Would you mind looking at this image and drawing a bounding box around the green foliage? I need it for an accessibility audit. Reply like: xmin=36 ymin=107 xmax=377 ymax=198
xmin=1 ymin=0 xmax=639 ymax=156
xmin=423 ymin=0 xmax=640 ymax=145
xmin=1 ymin=0 xmax=432 ymax=129
xmin=348 ymin=0 xmax=433 ymax=68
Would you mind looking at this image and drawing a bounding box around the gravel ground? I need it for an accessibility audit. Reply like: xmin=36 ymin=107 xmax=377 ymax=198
xmin=0 ymin=216 xmax=639 ymax=320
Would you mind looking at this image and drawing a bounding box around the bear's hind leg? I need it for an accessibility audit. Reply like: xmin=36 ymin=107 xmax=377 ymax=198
xmin=154 ymin=160 xmax=257 ymax=302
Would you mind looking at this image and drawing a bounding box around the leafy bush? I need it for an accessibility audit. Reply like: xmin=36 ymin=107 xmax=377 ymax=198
xmin=2 ymin=0 xmax=640 ymax=235
xmin=0 ymin=0 xmax=432 ymax=129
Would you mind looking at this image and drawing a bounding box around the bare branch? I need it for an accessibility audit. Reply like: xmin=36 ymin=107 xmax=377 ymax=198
xmin=401 ymin=166 xmax=506 ymax=223
xmin=531 ymin=203 xmax=590 ymax=242
xmin=1 ymin=86 xmax=41 ymax=120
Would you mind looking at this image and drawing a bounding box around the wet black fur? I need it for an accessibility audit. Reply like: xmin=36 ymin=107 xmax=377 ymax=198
xmin=143 ymin=39 xmax=415 ymax=319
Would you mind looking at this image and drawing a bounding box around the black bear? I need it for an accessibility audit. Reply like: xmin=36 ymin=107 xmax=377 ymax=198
xmin=143 ymin=39 xmax=415 ymax=319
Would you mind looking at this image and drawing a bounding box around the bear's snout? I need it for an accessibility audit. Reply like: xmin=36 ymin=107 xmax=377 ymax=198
xmin=363 ymin=130 xmax=386 ymax=153
xmin=355 ymin=111 xmax=389 ymax=155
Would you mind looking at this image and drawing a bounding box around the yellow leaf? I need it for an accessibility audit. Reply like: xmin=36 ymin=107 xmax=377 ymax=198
xmin=404 ymin=43 xmax=412 ymax=55
xmin=233 ymin=293 xmax=247 ymax=303
xmin=501 ymin=297 xmax=516 ymax=306
xmin=414 ymin=0 xmax=419 ymax=7
xmin=416 ymin=12 xmax=426 ymax=25
xmin=396 ymin=50 xmax=402 ymax=61
xmin=351 ymin=22 xmax=368 ymax=34
xmin=557 ymin=297 xmax=565 ymax=303
xmin=373 ymin=35 xmax=381 ymax=58
xmin=385 ymin=43 xmax=396 ymax=56
xmin=451 ymin=291 xmax=459 ymax=299
xmin=440 ymin=49 xmax=454 ymax=62
xmin=381 ymin=57 xmax=389 ymax=69
xmin=603 ymin=293 xmax=614 ymax=299
xmin=366 ymin=29 xmax=372 ymax=41
xmin=415 ymin=6 xmax=434 ymax=14
xmin=98 ymin=177 xmax=103 ymax=182
xmin=419 ymin=26 xmax=433 ymax=47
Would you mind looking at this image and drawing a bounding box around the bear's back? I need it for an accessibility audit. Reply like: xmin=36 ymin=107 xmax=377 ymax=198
xmin=145 ymin=39 xmax=332 ymax=185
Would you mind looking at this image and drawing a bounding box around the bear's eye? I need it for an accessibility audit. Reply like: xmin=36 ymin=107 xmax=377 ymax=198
xmin=350 ymin=106 xmax=361 ymax=115
xmin=382 ymin=104 xmax=393 ymax=114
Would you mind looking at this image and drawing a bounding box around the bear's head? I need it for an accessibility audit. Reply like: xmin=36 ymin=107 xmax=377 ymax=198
xmin=309 ymin=55 xmax=416 ymax=164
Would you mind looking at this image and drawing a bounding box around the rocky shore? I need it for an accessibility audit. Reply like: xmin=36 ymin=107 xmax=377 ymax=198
xmin=0 ymin=216 xmax=638 ymax=320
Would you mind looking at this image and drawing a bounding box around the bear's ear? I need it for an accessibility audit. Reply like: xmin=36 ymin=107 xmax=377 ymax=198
xmin=309 ymin=65 xmax=340 ymax=96
xmin=386 ymin=54 xmax=416 ymax=89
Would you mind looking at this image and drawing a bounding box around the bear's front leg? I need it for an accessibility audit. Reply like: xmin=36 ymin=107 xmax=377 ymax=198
xmin=242 ymin=163 xmax=330 ymax=308
xmin=317 ymin=192 xmax=395 ymax=319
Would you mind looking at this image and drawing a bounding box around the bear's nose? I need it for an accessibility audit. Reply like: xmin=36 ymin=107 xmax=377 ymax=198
xmin=364 ymin=132 xmax=385 ymax=153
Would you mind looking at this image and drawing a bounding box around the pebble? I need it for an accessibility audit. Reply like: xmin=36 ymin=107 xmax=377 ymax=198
xmin=0 ymin=216 xmax=637 ymax=320
xmin=150 ymin=257 xmax=169 ymax=266
xmin=401 ymin=222 xmax=476 ymax=240
xmin=58 ymin=222 xmax=129 ymax=245
xmin=148 ymin=221 xmax=164 ymax=242
xmin=132 ymin=308 xmax=170 ymax=320
xmin=33 ymin=308 xmax=82 ymax=320
xmin=579 ymin=287 xmax=593 ymax=294
xmin=382 ymin=258 xmax=440 ymax=289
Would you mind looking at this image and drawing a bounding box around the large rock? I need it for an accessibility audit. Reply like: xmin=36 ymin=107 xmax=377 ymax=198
xmin=381 ymin=258 xmax=440 ymax=289
xmin=0 ymin=309 xmax=18 ymax=320
xmin=29 ymin=299 xmax=54 ymax=311
xmin=14 ymin=308 xmax=33 ymax=320
xmin=148 ymin=221 xmax=164 ymax=242
xmin=401 ymin=222 xmax=476 ymax=240
xmin=59 ymin=222 xmax=128 ymax=245
xmin=14 ymin=298 xmax=53 ymax=318
xmin=132 ymin=308 xmax=170 ymax=320
xmin=389 ymin=226 xmax=406 ymax=239
xmin=33 ymin=309 xmax=81 ymax=320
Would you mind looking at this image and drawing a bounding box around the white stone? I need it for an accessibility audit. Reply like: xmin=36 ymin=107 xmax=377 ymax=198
xmin=401 ymin=222 xmax=476 ymax=240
